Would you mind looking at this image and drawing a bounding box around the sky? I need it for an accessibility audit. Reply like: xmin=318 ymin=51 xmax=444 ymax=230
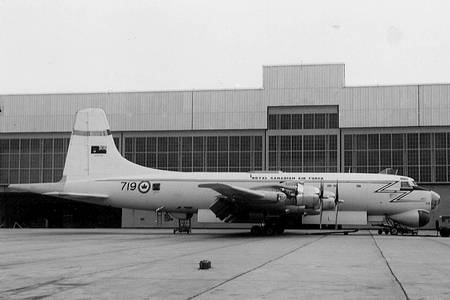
xmin=1 ymin=0 xmax=450 ymax=94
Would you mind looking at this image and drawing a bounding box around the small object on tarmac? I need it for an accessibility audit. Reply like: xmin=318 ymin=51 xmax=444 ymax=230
xmin=199 ymin=260 xmax=211 ymax=270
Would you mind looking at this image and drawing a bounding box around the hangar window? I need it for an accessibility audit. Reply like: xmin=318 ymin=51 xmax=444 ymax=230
xmin=268 ymin=114 xmax=278 ymax=130
xmin=329 ymin=113 xmax=338 ymax=128
xmin=280 ymin=114 xmax=291 ymax=129
xmin=434 ymin=133 xmax=447 ymax=148
xmin=292 ymin=114 xmax=302 ymax=129
xmin=267 ymin=110 xmax=338 ymax=130
xmin=314 ymin=114 xmax=326 ymax=129
xmin=124 ymin=134 xmax=263 ymax=173
xmin=303 ymin=114 xmax=314 ymax=129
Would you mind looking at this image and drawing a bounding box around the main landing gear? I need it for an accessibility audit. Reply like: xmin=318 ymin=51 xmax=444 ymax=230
xmin=250 ymin=224 xmax=285 ymax=236
xmin=173 ymin=218 xmax=192 ymax=234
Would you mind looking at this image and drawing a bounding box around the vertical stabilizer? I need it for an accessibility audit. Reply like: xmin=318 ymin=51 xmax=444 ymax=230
xmin=63 ymin=108 xmax=143 ymax=180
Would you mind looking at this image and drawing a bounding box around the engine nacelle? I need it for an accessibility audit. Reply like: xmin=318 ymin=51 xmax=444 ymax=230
xmin=295 ymin=185 xmax=320 ymax=209
xmin=260 ymin=191 xmax=287 ymax=203
xmin=321 ymin=197 xmax=336 ymax=210
xmin=389 ymin=209 xmax=430 ymax=227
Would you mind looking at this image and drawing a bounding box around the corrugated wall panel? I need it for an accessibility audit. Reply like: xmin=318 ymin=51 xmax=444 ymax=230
xmin=263 ymin=64 xmax=344 ymax=89
xmin=419 ymin=85 xmax=450 ymax=126
xmin=1 ymin=91 xmax=193 ymax=132
xmin=338 ymin=86 xmax=418 ymax=128
xmin=2 ymin=65 xmax=450 ymax=133
xmin=193 ymin=90 xmax=267 ymax=130
xmin=265 ymin=88 xmax=341 ymax=107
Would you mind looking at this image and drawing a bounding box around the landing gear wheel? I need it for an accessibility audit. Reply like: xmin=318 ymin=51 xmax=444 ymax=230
xmin=264 ymin=226 xmax=275 ymax=236
xmin=378 ymin=229 xmax=383 ymax=235
xmin=250 ymin=225 xmax=262 ymax=236
xmin=384 ymin=229 xmax=389 ymax=235
xmin=390 ymin=228 xmax=398 ymax=235
xmin=275 ymin=227 xmax=285 ymax=235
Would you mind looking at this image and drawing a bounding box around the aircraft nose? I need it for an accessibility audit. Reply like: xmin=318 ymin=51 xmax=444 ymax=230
xmin=431 ymin=191 xmax=440 ymax=210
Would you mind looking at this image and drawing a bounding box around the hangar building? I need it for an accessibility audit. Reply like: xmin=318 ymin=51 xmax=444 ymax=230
xmin=1 ymin=64 xmax=449 ymax=229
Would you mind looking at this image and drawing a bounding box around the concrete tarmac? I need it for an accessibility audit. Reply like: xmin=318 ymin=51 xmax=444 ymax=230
xmin=0 ymin=229 xmax=449 ymax=300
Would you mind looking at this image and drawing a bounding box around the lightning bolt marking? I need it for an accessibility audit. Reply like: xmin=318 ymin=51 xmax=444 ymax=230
xmin=374 ymin=181 xmax=412 ymax=202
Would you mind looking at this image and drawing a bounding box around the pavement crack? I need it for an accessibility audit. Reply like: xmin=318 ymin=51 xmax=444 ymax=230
xmin=0 ymin=278 xmax=65 ymax=294
xmin=187 ymin=235 xmax=326 ymax=300
xmin=370 ymin=231 xmax=410 ymax=300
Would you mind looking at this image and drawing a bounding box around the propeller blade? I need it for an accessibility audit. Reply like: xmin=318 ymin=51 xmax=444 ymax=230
xmin=335 ymin=180 xmax=339 ymax=205
xmin=318 ymin=179 xmax=324 ymax=229
xmin=335 ymin=203 xmax=339 ymax=230
xmin=296 ymin=183 xmax=302 ymax=196
xmin=319 ymin=180 xmax=324 ymax=199
xmin=335 ymin=181 xmax=339 ymax=230
xmin=319 ymin=201 xmax=323 ymax=229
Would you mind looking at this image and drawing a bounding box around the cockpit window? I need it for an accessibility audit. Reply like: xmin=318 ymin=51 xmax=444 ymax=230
xmin=402 ymin=180 xmax=428 ymax=191
xmin=400 ymin=181 xmax=412 ymax=190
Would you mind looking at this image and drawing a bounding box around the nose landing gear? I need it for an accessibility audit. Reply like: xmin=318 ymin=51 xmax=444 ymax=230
xmin=376 ymin=218 xmax=418 ymax=235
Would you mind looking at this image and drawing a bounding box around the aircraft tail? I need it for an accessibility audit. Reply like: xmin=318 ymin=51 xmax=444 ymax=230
xmin=63 ymin=108 xmax=143 ymax=180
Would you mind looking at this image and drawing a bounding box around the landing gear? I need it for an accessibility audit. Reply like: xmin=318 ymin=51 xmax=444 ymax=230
xmin=275 ymin=227 xmax=285 ymax=235
xmin=173 ymin=218 xmax=191 ymax=234
xmin=375 ymin=217 xmax=418 ymax=236
xmin=250 ymin=225 xmax=263 ymax=235
xmin=264 ymin=226 xmax=275 ymax=236
xmin=172 ymin=213 xmax=193 ymax=234
xmin=250 ymin=223 xmax=285 ymax=236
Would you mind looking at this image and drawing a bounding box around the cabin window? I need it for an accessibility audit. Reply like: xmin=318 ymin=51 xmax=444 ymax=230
xmin=356 ymin=184 xmax=362 ymax=188
xmin=152 ymin=183 xmax=160 ymax=191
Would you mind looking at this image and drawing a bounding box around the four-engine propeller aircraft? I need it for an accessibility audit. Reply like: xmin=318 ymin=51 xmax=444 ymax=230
xmin=9 ymin=108 xmax=441 ymax=235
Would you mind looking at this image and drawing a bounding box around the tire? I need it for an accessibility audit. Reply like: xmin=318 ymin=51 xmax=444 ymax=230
xmin=390 ymin=228 xmax=398 ymax=235
xmin=275 ymin=227 xmax=285 ymax=235
xmin=378 ymin=229 xmax=383 ymax=235
xmin=264 ymin=226 xmax=275 ymax=236
xmin=251 ymin=225 xmax=262 ymax=236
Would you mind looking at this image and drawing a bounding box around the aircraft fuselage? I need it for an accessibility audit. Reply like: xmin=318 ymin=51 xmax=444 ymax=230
xmin=62 ymin=171 xmax=432 ymax=216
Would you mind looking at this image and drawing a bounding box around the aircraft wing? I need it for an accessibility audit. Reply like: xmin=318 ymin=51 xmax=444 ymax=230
xmin=198 ymin=183 xmax=270 ymax=201
xmin=198 ymin=183 xmax=284 ymax=222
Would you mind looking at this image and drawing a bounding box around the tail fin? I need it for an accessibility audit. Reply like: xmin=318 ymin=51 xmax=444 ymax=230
xmin=63 ymin=108 xmax=138 ymax=180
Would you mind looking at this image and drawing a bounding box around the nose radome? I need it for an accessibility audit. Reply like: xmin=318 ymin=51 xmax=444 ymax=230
xmin=431 ymin=191 xmax=440 ymax=210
